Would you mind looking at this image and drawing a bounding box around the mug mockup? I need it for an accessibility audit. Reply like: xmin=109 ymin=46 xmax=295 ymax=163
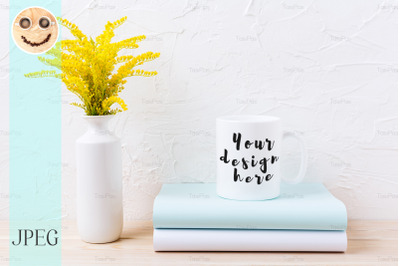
xmin=216 ymin=115 xmax=307 ymax=200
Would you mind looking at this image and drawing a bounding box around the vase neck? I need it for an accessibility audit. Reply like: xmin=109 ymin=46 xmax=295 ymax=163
xmin=83 ymin=116 xmax=113 ymax=133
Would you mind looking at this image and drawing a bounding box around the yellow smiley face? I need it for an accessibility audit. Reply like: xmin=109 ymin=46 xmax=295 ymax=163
xmin=12 ymin=7 xmax=59 ymax=54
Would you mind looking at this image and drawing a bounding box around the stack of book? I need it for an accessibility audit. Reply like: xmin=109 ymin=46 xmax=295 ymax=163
xmin=153 ymin=183 xmax=347 ymax=252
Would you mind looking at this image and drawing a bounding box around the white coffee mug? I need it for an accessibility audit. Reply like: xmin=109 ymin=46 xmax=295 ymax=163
xmin=216 ymin=115 xmax=307 ymax=200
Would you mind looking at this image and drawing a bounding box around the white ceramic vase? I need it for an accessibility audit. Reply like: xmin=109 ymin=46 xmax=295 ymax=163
xmin=76 ymin=115 xmax=123 ymax=243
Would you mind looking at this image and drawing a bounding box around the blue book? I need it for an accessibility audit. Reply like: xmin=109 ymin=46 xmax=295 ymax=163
xmin=153 ymin=183 xmax=347 ymax=230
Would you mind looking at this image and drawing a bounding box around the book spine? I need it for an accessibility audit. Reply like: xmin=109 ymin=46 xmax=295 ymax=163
xmin=153 ymin=229 xmax=347 ymax=252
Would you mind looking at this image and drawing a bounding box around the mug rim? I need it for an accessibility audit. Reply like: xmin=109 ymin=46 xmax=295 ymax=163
xmin=217 ymin=115 xmax=280 ymax=123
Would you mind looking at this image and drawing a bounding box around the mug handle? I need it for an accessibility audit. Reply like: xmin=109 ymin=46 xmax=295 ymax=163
xmin=281 ymin=131 xmax=308 ymax=184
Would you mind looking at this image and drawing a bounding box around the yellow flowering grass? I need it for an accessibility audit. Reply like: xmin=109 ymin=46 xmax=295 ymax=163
xmin=25 ymin=16 xmax=160 ymax=115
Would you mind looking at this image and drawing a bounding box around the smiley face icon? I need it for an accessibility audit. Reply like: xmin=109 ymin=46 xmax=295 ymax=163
xmin=12 ymin=7 xmax=59 ymax=54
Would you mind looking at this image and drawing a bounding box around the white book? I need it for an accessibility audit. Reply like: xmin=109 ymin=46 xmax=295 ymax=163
xmin=154 ymin=229 xmax=347 ymax=252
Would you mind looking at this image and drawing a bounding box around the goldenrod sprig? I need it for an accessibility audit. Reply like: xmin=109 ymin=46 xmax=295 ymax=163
xmin=25 ymin=16 xmax=160 ymax=116
xmin=25 ymin=70 xmax=61 ymax=79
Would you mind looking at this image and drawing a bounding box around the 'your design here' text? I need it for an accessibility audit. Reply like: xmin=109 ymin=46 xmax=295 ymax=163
xmin=219 ymin=133 xmax=279 ymax=185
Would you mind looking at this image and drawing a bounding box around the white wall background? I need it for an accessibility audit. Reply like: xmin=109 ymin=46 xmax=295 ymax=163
xmin=0 ymin=0 xmax=397 ymax=220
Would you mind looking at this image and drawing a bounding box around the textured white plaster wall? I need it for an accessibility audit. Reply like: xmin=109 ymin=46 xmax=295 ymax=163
xmin=0 ymin=0 xmax=397 ymax=220
xmin=0 ymin=0 xmax=9 ymax=221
